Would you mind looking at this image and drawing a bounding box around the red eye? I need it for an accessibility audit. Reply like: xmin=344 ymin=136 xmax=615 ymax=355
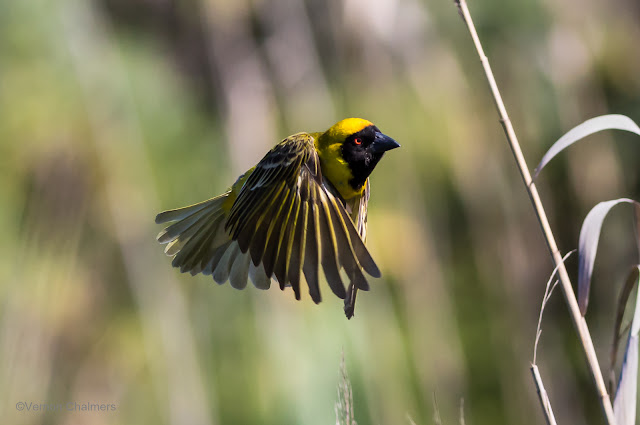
xmin=353 ymin=138 xmax=362 ymax=145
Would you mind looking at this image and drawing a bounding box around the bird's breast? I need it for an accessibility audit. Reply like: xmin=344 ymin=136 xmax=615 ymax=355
xmin=318 ymin=156 xmax=364 ymax=200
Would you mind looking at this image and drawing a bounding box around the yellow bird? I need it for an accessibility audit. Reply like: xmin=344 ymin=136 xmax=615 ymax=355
xmin=155 ymin=118 xmax=399 ymax=318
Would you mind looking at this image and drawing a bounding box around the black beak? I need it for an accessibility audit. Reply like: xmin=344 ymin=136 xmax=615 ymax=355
xmin=371 ymin=132 xmax=400 ymax=154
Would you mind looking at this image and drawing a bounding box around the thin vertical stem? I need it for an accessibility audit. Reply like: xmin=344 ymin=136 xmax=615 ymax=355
xmin=531 ymin=365 xmax=559 ymax=425
xmin=453 ymin=0 xmax=616 ymax=423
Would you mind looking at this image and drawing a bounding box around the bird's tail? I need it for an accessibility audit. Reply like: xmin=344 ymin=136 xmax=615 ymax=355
xmin=344 ymin=284 xmax=358 ymax=319
xmin=155 ymin=193 xmax=272 ymax=290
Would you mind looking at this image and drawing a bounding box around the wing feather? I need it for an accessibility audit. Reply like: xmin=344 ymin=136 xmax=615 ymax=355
xmin=213 ymin=243 xmax=240 ymax=284
xmin=275 ymin=191 xmax=301 ymax=296
xmin=334 ymin=197 xmax=380 ymax=278
xmin=343 ymin=179 xmax=373 ymax=318
xmin=303 ymin=200 xmax=321 ymax=303
xmin=229 ymin=250 xmax=250 ymax=289
xmin=155 ymin=195 xmax=225 ymax=224
xmin=248 ymin=181 xmax=288 ymax=268
xmin=262 ymin=186 xmax=293 ymax=278
xmin=317 ymin=187 xmax=346 ymax=299
xmin=194 ymin=217 xmax=235 ymax=274
xmin=172 ymin=214 xmax=224 ymax=272
xmin=162 ymin=209 xmax=221 ymax=255
xmin=182 ymin=214 xmax=227 ymax=273
xmin=203 ymin=241 xmax=232 ymax=277
xmin=249 ymin=262 xmax=272 ymax=289
xmin=326 ymin=195 xmax=370 ymax=291
xmin=157 ymin=207 xmax=214 ymax=243
xmin=287 ymin=197 xmax=307 ymax=299
xmin=271 ymin=188 xmax=299 ymax=288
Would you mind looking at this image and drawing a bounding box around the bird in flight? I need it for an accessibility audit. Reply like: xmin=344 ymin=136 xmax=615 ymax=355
xmin=156 ymin=118 xmax=399 ymax=318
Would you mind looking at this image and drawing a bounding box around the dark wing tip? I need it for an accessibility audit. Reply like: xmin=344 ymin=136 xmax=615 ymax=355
xmin=368 ymin=263 xmax=382 ymax=278
xmin=155 ymin=212 xmax=167 ymax=224
xmin=354 ymin=272 xmax=370 ymax=291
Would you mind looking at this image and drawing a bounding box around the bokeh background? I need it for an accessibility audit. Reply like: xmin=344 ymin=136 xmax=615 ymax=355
xmin=2 ymin=0 xmax=640 ymax=424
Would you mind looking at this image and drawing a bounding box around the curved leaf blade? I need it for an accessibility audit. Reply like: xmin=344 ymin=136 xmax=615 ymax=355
xmin=534 ymin=115 xmax=640 ymax=179
xmin=614 ymin=266 xmax=640 ymax=425
xmin=578 ymin=198 xmax=637 ymax=315
xmin=611 ymin=266 xmax=640 ymax=392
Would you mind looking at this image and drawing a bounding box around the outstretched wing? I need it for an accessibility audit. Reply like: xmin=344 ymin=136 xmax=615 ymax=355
xmin=225 ymin=133 xmax=380 ymax=303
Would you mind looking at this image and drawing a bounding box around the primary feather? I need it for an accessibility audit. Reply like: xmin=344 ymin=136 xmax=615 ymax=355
xmin=156 ymin=118 xmax=399 ymax=318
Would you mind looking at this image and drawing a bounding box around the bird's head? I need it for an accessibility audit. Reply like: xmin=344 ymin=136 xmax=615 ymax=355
xmin=317 ymin=118 xmax=400 ymax=198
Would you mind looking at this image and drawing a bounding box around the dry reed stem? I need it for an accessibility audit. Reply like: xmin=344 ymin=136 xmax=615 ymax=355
xmin=454 ymin=0 xmax=616 ymax=423
xmin=533 ymin=250 xmax=574 ymax=364
xmin=531 ymin=365 xmax=559 ymax=425
xmin=530 ymin=254 xmax=574 ymax=425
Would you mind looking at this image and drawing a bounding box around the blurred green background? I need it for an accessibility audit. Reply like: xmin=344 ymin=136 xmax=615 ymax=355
xmin=2 ymin=0 xmax=640 ymax=424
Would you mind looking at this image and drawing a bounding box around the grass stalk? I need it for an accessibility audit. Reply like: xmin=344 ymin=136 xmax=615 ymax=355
xmin=531 ymin=365 xmax=558 ymax=425
xmin=529 ymin=253 xmax=573 ymax=425
xmin=453 ymin=0 xmax=616 ymax=423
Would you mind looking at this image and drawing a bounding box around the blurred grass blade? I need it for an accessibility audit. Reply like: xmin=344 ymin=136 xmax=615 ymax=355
xmin=533 ymin=115 xmax=640 ymax=179
xmin=611 ymin=266 xmax=640 ymax=393
xmin=432 ymin=393 xmax=443 ymax=425
xmin=635 ymin=206 xmax=640 ymax=257
xmin=335 ymin=354 xmax=357 ymax=425
xmin=613 ymin=266 xmax=640 ymax=425
xmin=578 ymin=199 xmax=637 ymax=315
